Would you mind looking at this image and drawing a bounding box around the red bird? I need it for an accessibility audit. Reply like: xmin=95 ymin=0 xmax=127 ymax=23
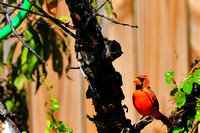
xmin=132 ymin=75 xmax=173 ymax=127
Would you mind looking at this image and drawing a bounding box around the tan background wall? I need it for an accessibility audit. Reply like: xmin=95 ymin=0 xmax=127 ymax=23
xmin=26 ymin=0 xmax=200 ymax=133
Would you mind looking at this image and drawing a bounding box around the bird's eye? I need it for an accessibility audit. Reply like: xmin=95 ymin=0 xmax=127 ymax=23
xmin=140 ymin=78 xmax=144 ymax=82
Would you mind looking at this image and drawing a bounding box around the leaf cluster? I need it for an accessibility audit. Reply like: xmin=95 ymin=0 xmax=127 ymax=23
xmin=165 ymin=62 xmax=200 ymax=132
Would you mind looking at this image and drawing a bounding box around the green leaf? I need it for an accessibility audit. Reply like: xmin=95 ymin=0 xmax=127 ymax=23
xmin=195 ymin=112 xmax=200 ymax=121
xmin=0 ymin=42 xmax=4 ymax=73
xmin=21 ymin=47 xmax=29 ymax=74
xmin=7 ymin=42 xmax=17 ymax=68
xmin=52 ymin=120 xmax=58 ymax=128
xmin=170 ymin=87 xmax=178 ymax=98
xmin=35 ymin=0 xmax=44 ymax=8
xmin=194 ymin=69 xmax=200 ymax=84
xmin=58 ymin=120 xmax=62 ymax=125
xmin=22 ymin=131 xmax=27 ymax=133
xmin=51 ymin=102 xmax=60 ymax=111
xmin=164 ymin=72 xmax=175 ymax=86
xmin=176 ymin=90 xmax=186 ymax=108
xmin=50 ymin=97 xmax=57 ymax=103
xmin=104 ymin=0 xmax=112 ymax=17
xmin=59 ymin=16 xmax=69 ymax=22
xmin=5 ymin=100 xmax=13 ymax=112
xmin=183 ymin=77 xmax=193 ymax=95
xmin=172 ymin=127 xmax=184 ymax=133
xmin=46 ymin=119 xmax=51 ymax=128
xmin=27 ymin=51 xmax=38 ymax=74
xmin=58 ymin=123 xmax=70 ymax=132
xmin=186 ymin=116 xmax=194 ymax=130
xmin=24 ymin=30 xmax=33 ymax=41
xmin=45 ymin=129 xmax=50 ymax=133
xmin=14 ymin=74 xmax=24 ymax=89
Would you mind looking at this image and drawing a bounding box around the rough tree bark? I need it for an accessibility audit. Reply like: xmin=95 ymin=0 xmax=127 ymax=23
xmin=65 ymin=0 xmax=153 ymax=132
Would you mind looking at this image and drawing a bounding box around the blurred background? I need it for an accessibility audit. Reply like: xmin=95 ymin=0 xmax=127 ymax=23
xmin=6 ymin=0 xmax=200 ymax=133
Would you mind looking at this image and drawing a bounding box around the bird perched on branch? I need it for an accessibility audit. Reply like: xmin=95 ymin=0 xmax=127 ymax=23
xmin=132 ymin=75 xmax=173 ymax=127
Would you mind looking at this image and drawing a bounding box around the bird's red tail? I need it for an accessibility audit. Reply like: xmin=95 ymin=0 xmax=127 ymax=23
xmin=155 ymin=112 xmax=174 ymax=127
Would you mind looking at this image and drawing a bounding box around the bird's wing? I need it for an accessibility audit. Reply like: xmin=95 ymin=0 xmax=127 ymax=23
xmin=144 ymin=87 xmax=159 ymax=109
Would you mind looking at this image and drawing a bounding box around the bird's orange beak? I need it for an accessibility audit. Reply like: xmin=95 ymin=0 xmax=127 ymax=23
xmin=134 ymin=78 xmax=141 ymax=85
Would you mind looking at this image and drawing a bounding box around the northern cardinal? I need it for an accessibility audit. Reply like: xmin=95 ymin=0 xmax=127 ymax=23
xmin=132 ymin=75 xmax=173 ymax=127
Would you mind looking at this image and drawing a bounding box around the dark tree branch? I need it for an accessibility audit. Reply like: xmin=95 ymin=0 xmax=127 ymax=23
xmin=96 ymin=13 xmax=138 ymax=28
xmin=65 ymin=0 xmax=148 ymax=132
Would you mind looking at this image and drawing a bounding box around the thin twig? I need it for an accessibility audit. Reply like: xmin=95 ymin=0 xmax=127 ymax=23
xmin=67 ymin=66 xmax=79 ymax=69
xmin=97 ymin=13 xmax=138 ymax=28
xmin=3 ymin=1 xmax=47 ymax=65
xmin=0 ymin=11 xmax=6 ymax=14
xmin=96 ymin=0 xmax=108 ymax=12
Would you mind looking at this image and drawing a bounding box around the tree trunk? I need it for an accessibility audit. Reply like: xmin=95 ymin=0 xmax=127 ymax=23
xmin=65 ymin=0 xmax=152 ymax=132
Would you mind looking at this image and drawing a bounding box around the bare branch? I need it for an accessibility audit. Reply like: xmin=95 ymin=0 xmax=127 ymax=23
xmin=133 ymin=116 xmax=154 ymax=132
xmin=97 ymin=13 xmax=138 ymax=28
xmin=96 ymin=0 xmax=108 ymax=12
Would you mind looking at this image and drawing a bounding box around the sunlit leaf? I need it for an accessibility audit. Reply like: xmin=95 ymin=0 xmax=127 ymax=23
xmin=5 ymin=100 xmax=13 ymax=112
xmin=45 ymin=129 xmax=50 ymax=133
xmin=21 ymin=47 xmax=28 ymax=68
xmin=14 ymin=74 xmax=24 ymax=89
xmin=24 ymin=30 xmax=33 ymax=41
xmin=7 ymin=42 xmax=17 ymax=68
xmin=195 ymin=107 xmax=200 ymax=121
xmin=164 ymin=72 xmax=175 ymax=86
xmin=59 ymin=16 xmax=69 ymax=22
xmin=183 ymin=77 xmax=193 ymax=95
xmin=46 ymin=119 xmax=51 ymax=128
xmin=176 ymin=90 xmax=186 ymax=108
xmin=194 ymin=69 xmax=200 ymax=84
xmin=172 ymin=127 xmax=184 ymax=133
xmin=104 ymin=0 xmax=112 ymax=17
xmin=50 ymin=101 xmax=60 ymax=111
